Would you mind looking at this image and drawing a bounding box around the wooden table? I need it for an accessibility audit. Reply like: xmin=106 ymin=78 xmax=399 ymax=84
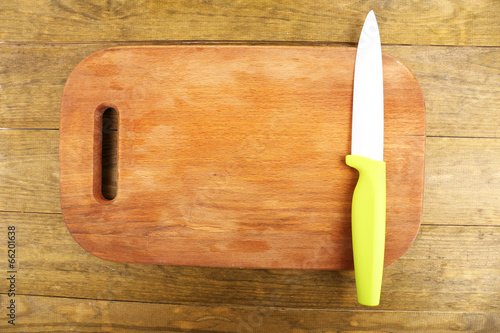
xmin=0 ymin=1 xmax=498 ymax=331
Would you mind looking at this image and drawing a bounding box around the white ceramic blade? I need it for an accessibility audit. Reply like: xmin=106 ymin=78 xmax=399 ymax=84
xmin=352 ymin=10 xmax=384 ymax=161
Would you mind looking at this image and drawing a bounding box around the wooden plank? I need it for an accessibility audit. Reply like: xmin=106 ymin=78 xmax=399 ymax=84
xmin=0 ymin=294 xmax=498 ymax=332
xmin=0 ymin=129 xmax=60 ymax=213
xmin=386 ymin=46 xmax=500 ymax=138
xmin=1 ymin=211 xmax=498 ymax=312
xmin=424 ymin=137 xmax=500 ymax=226
xmin=0 ymin=44 xmax=92 ymax=129
xmin=0 ymin=1 xmax=498 ymax=46
xmin=2 ymin=130 xmax=498 ymax=229
xmin=1 ymin=44 xmax=498 ymax=138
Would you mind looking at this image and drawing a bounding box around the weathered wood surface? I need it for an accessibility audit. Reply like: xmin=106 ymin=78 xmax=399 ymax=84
xmin=0 ymin=211 xmax=498 ymax=313
xmin=0 ymin=294 xmax=498 ymax=332
xmin=1 ymin=44 xmax=498 ymax=138
xmin=424 ymin=137 xmax=500 ymax=226
xmin=1 ymin=0 xmax=499 ymax=331
xmin=2 ymin=131 xmax=497 ymax=226
xmin=0 ymin=130 xmax=60 ymax=213
xmin=0 ymin=0 xmax=498 ymax=46
xmin=387 ymin=46 xmax=500 ymax=139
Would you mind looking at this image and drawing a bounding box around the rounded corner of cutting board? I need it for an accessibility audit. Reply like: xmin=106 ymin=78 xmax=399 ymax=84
xmin=59 ymin=45 xmax=426 ymax=270
xmin=66 ymin=48 xmax=111 ymax=76
xmin=382 ymin=51 xmax=427 ymax=130
xmin=61 ymin=46 xmax=134 ymax=90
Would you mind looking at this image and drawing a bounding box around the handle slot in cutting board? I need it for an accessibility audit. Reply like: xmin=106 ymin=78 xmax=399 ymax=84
xmin=93 ymin=104 xmax=119 ymax=203
xmin=60 ymin=46 xmax=426 ymax=270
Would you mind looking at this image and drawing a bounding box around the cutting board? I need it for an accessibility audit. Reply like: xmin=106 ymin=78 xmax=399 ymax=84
xmin=60 ymin=46 xmax=425 ymax=270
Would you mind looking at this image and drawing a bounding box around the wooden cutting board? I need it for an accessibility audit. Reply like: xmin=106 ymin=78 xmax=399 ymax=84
xmin=60 ymin=46 xmax=425 ymax=270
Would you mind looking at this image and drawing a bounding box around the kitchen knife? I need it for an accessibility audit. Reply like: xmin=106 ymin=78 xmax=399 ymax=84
xmin=346 ymin=10 xmax=386 ymax=306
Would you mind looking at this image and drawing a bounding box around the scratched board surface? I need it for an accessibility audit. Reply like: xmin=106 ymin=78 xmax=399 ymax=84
xmin=59 ymin=46 xmax=425 ymax=270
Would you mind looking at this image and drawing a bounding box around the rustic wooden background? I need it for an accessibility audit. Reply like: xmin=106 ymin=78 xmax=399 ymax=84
xmin=1 ymin=1 xmax=499 ymax=332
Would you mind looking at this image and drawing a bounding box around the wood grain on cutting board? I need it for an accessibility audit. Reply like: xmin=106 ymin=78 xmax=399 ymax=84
xmin=59 ymin=46 xmax=425 ymax=269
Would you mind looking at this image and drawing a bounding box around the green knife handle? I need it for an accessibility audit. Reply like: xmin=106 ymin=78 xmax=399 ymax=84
xmin=346 ymin=155 xmax=386 ymax=306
